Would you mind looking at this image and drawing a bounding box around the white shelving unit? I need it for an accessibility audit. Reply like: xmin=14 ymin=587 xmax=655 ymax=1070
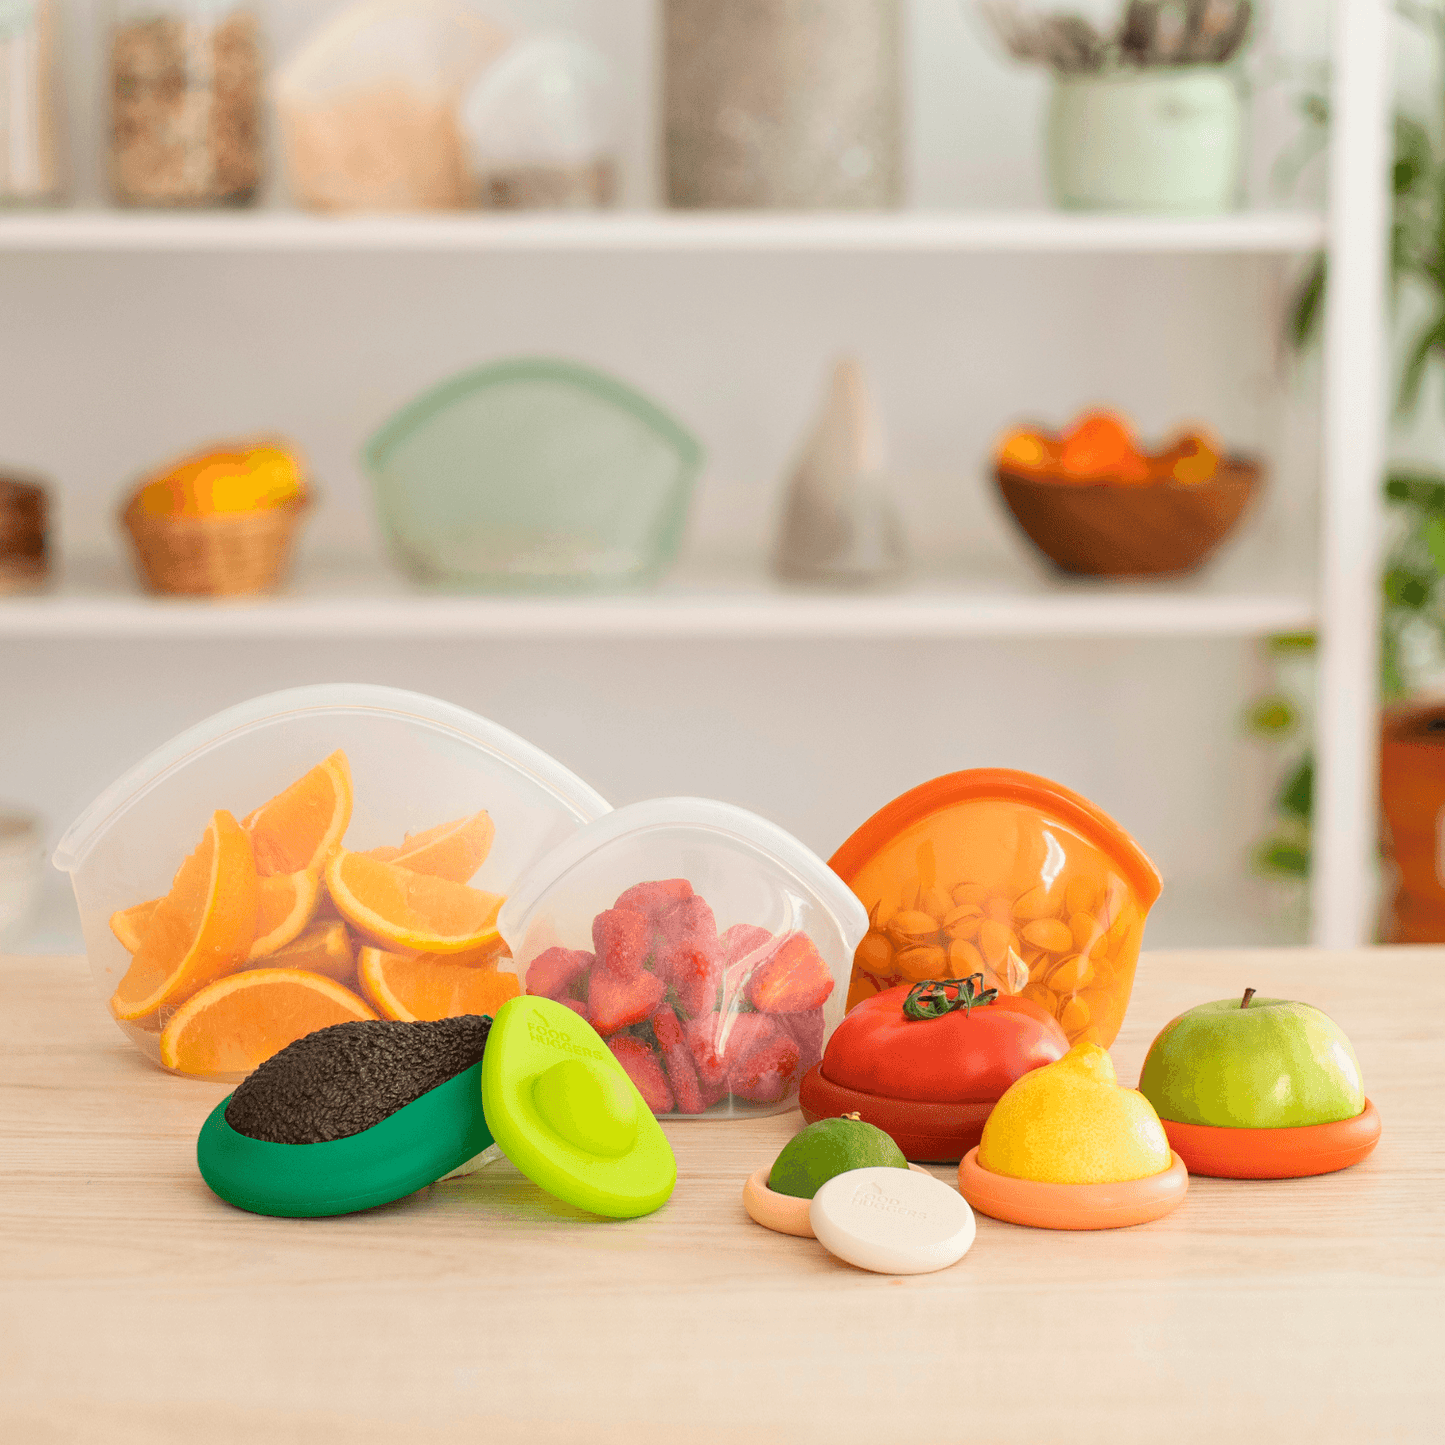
xmin=0 ymin=0 xmax=1393 ymax=952
xmin=0 ymin=209 xmax=1329 ymax=254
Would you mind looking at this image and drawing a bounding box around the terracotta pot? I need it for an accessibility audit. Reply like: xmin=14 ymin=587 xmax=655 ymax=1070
xmin=1380 ymin=702 xmax=1445 ymax=943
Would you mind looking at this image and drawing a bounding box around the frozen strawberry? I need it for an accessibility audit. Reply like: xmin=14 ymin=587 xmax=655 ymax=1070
xmin=652 ymin=1005 xmax=706 ymax=1114
xmin=728 ymin=1023 xmax=802 ymax=1105
xmin=589 ymin=967 xmax=666 ymax=1036
xmin=656 ymin=895 xmax=722 ymax=1017
xmin=614 ymin=878 xmax=694 ymax=922
xmin=526 ymin=946 xmax=594 ymax=1000
xmin=684 ymin=1013 xmax=732 ymax=1104
xmin=744 ymin=931 xmax=834 ymax=1013
xmin=777 ymin=1008 xmax=825 ymax=1077
xmin=719 ymin=923 xmax=773 ymax=966
xmin=608 ymin=1036 xmax=673 ymax=1116
xmin=591 ymin=908 xmax=652 ymax=980
xmin=559 ymin=997 xmax=593 ymax=1023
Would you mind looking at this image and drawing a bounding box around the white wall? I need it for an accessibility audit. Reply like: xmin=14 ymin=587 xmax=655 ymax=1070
xmin=1 ymin=0 xmax=1340 ymax=950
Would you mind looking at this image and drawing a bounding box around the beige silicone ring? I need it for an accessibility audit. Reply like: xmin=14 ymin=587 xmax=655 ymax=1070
xmin=744 ymin=1163 xmax=934 ymax=1237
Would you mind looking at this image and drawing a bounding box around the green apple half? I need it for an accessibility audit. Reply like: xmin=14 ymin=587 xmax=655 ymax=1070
xmin=1138 ymin=993 xmax=1365 ymax=1128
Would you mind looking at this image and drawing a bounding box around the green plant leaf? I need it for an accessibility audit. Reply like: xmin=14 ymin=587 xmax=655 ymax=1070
xmin=1289 ymin=256 xmax=1327 ymax=351
xmin=1385 ymin=565 xmax=1434 ymax=608
xmin=1254 ymin=838 xmax=1311 ymax=879
xmin=1393 ymin=115 xmax=1433 ymax=196
xmin=1400 ymin=312 xmax=1445 ymax=415
xmin=1246 ymin=694 xmax=1298 ymax=736
xmin=1425 ymin=516 xmax=1445 ymax=573
xmin=1267 ymin=631 xmax=1317 ymax=655
xmin=1386 ymin=470 xmax=1445 ymax=511
xmin=1277 ymin=756 xmax=1314 ymax=822
xmin=1381 ymin=623 xmax=1409 ymax=700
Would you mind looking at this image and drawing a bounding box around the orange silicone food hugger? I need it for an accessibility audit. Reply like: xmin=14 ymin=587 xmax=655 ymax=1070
xmin=830 ymin=771 xmax=1162 ymax=1049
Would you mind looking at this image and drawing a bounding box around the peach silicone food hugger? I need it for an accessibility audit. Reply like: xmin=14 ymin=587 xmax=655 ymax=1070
xmin=55 ymin=685 xmax=610 ymax=1080
xmin=831 ymin=770 xmax=1162 ymax=1048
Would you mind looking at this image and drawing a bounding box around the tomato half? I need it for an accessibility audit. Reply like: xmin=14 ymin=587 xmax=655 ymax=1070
xmin=820 ymin=984 xmax=1069 ymax=1103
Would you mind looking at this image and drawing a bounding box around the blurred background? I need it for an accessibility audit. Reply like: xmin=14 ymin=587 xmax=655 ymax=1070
xmin=1 ymin=0 xmax=1439 ymax=956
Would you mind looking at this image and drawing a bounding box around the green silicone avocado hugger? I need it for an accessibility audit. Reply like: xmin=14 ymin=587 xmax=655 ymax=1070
xmin=197 ymin=997 xmax=677 ymax=1220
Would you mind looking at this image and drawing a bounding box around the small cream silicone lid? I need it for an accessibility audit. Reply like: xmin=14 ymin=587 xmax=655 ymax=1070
xmin=808 ymin=1166 xmax=977 ymax=1275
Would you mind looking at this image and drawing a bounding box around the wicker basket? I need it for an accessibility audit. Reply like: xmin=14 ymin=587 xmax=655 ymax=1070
xmin=121 ymin=491 xmax=311 ymax=597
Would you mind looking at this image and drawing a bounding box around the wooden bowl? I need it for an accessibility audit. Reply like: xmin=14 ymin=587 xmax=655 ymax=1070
xmin=995 ymin=457 xmax=1263 ymax=578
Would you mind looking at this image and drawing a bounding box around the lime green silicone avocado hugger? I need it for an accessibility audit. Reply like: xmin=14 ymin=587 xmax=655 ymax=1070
xmin=481 ymin=995 xmax=676 ymax=1219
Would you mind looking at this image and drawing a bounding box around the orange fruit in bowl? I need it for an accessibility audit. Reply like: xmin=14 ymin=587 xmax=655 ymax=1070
xmin=158 ymin=967 xmax=377 ymax=1076
xmin=110 ymin=810 xmax=258 ymax=1022
xmin=363 ymin=810 xmax=495 ymax=884
xmin=356 ymin=946 xmax=519 ymax=1022
xmin=995 ymin=428 xmax=1059 ymax=475
xmin=250 ymin=920 xmax=358 ymax=983
xmin=247 ymin=870 xmax=321 ymax=960
xmin=324 ymin=849 xmax=504 ymax=954
xmin=1058 ymin=410 xmax=1149 ymax=484
xmin=243 ymin=751 xmax=353 ymax=876
xmin=110 ymin=898 xmax=161 ymax=953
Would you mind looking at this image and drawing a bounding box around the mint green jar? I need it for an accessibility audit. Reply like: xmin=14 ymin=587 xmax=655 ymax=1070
xmin=364 ymin=358 xmax=703 ymax=593
xmin=1046 ymin=67 xmax=1244 ymax=213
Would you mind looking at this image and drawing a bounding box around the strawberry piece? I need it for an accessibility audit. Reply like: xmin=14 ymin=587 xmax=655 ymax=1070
xmin=728 ymin=1020 xmax=802 ymax=1105
xmin=591 ymin=907 xmax=651 ymax=980
xmin=589 ymin=967 xmax=666 ymax=1036
xmin=613 ymin=878 xmax=694 ymax=922
xmin=684 ymin=1013 xmax=732 ymax=1104
xmin=608 ymin=1037 xmax=673 ymax=1116
xmin=559 ymin=997 xmax=593 ymax=1023
xmin=777 ymin=1008 xmax=825 ymax=1077
xmin=652 ymin=1005 xmax=706 ymax=1114
xmin=526 ymin=946 xmax=594 ymax=1000
xmin=719 ymin=923 xmax=772 ymax=966
xmin=744 ymin=931 xmax=834 ymax=1013
xmin=656 ymin=895 xmax=722 ymax=1017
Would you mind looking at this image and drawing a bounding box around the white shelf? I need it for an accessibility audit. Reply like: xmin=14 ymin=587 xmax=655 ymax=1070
xmin=0 ymin=209 xmax=1330 ymax=254
xmin=0 ymin=554 xmax=1316 ymax=641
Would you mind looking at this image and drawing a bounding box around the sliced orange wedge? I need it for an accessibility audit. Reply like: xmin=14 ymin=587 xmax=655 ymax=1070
xmin=110 ymin=898 xmax=160 ymax=954
xmin=356 ymin=947 xmax=520 ymax=1022
xmin=158 ymin=967 xmax=377 ymax=1076
xmin=110 ymin=810 xmax=258 ymax=1022
xmin=246 ymin=870 xmax=321 ymax=960
xmin=244 ymin=751 xmax=353 ymax=877
xmin=363 ymin=811 xmax=496 ymax=884
xmin=249 ymin=920 xmax=357 ymax=984
xmin=324 ymin=850 xmax=504 ymax=955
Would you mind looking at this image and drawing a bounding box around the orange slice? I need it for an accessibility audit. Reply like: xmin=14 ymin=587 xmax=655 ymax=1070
xmin=110 ymin=898 xmax=160 ymax=953
xmin=249 ymin=920 xmax=357 ymax=984
xmin=357 ymin=947 xmax=521 ymax=1022
xmin=158 ymin=967 xmax=377 ymax=1076
xmin=324 ymin=850 xmax=504 ymax=955
xmin=110 ymin=810 xmax=258 ymax=1022
xmin=244 ymin=751 xmax=353 ymax=877
xmin=246 ymin=870 xmax=321 ymax=960
xmin=364 ymin=811 xmax=496 ymax=884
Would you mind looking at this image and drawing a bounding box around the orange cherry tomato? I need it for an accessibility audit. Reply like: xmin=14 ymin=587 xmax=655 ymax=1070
xmin=996 ymin=427 xmax=1060 ymax=475
xmin=1058 ymin=409 xmax=1149 ymax=483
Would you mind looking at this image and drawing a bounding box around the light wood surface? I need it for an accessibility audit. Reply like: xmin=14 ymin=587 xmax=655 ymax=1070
xmin=2 ymin=949 xmax=1441 ymax=1444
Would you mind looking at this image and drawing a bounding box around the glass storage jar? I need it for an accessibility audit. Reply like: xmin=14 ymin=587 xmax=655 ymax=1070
xmin=0 ymin=0 xmax=66 ymax=205
xmin=108 ymin=0 xmax=263 ymax=206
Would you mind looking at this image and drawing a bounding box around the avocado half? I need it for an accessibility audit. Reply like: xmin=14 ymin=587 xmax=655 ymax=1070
xmin=197 ymin=1016 xmax=495 ymax=1218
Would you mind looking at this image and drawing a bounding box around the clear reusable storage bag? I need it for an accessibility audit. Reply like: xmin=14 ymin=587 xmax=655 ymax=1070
xmin=275 ymin=0 xmax=509 ymax=210
xmin=363 ymin=358 xmax=703 ymax=591
xmin=54 ymin=685 xmax=609 ymax=1080
xmin=831 ymin=770 xmax=1161 ymax=1049
xmin=498 ymin=798 xmax=868 ymax=1118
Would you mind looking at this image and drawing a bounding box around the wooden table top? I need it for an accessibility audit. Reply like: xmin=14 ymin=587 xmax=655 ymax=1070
xmin=3 ymin=948 xmax=1442 ymax=1444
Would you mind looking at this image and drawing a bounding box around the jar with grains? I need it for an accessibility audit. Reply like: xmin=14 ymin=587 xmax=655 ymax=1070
xmin=108 ymin=0 xmax=263 ymax=206
xmin=0 ymin=0 xmax=66 ymax=204
xmin=662 ymin=0 xmax=903 ymax=210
